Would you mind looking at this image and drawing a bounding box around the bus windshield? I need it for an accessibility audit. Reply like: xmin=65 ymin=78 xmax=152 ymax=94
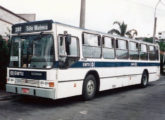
xmin=9 ymin=34 xmax=54 ymax=69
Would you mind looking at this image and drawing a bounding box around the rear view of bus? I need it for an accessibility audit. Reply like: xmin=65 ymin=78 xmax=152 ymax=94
xmin=6 ymin=20 xmax=56 ymax=99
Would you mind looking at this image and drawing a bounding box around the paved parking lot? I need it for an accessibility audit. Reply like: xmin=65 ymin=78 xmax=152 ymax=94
xmin=0 ymin=76 xmax=165 ymax=120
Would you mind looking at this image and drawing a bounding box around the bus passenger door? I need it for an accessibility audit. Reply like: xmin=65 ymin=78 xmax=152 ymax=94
xmin=56 ymin=34 xmax=83 ymax=99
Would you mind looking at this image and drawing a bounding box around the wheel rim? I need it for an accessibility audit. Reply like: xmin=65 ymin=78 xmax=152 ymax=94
xmin=87 ymin=80 xmax=95 ymax=96
xmin=143 ymin=74 xmax=148 ymax=86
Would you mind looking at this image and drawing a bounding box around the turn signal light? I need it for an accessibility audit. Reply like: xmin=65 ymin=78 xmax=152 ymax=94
xmin=49 ymin=82 xmax=54 ymax=87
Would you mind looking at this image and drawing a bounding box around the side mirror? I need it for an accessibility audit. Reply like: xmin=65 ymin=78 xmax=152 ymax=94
xmin=65 ymin=35 xmax=71 ymax=45
xmin=58 ymin=59 xmax=65 ymax=68
xmin=65 ymin=35 xmax=71 ymax=55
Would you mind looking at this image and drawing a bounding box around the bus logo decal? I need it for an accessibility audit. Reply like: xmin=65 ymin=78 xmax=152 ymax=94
xmin=83 ymin=62 xmax=95 ymax=67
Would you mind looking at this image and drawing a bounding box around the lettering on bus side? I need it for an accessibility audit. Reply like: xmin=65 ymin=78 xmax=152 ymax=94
xmin=131 ymin=62 xmax=137 ymax=66
xmin=9 ymin=70 xmax=46 ymax=80
xmin=83 ymin=62 xmax=95 ymax=67
xmin=10 ymin=71 xmax=24 ymax=76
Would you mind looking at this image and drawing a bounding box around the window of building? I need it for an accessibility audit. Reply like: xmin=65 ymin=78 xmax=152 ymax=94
xmin=102 ymin=37 xmax=115 ymax=59
xmin=116 ymin=39 xmax=128 ymax=59
xmin=82 ymin=32 xmax=101 ymax=58
xmin=129 ymin=42 xmax=139 ymax=60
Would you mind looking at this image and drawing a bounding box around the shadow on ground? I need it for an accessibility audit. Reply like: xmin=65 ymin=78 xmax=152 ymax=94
xmin=10 ymin=83 xmax=155 ymax=109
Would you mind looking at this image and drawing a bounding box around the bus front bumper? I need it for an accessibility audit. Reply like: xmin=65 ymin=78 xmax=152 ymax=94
xmin=6 ymin=84 xmax=55 ymax=99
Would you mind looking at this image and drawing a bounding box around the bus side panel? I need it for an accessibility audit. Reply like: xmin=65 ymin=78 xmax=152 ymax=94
xmin=56 ymin=69 xmax=86 ymax=99
xmin=98 ymin=66 xmax=159 ymax=91
xmin=56 ymin=65 xmax=160 ymax=98
xmin=98 ymin=67 xmax=140 ymax=91
xmin=148 ymin=66 xmax=160 ymax=82
xmin=57 ymin=81 xmax=83 ymax=99
xmin=99 ymin=74 xmax=141 ymax=91
xmin=99 ymin=77 xmax=124 ymax=91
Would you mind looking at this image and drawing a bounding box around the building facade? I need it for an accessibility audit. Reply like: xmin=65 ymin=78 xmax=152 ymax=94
xmin=0 ymin=6 xmax=35 ymax=40
xmin=158 ymin=31 xmax=165 ymax=40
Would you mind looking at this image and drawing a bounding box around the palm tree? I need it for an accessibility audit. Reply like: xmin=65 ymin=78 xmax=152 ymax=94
xmin=108 ymin=21 xmax=138 ymax=38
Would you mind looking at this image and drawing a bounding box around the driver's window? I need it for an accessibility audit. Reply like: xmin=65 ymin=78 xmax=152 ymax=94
xmin=58 ymin=35 xmax=79 ymax=57
xmin=58 ymin=36 xmax=66 ymax=56
xmin=68 ymin=37 xmax=79 ymax=56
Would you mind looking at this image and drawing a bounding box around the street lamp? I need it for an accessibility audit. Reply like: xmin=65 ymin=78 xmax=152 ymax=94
xmin=153 ymin=0 xmax=161 ymax=43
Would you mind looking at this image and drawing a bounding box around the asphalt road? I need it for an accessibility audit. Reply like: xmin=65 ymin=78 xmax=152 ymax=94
xmin=0 ymin=76 xmax=165 ymax=120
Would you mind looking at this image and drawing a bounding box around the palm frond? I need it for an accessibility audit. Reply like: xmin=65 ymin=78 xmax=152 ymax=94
xmin=120 ymin=22 xmax=127 ymax=36
xmin=108 ymin=21 xmax=138 ymax=38
xmin=128 ymin=29 xmax=138 ymax=35
xmin=108 ymin=29 xmax=121 ymax=35
xmin=126 ymin=29 xmax=138 ymax=38
xmin=125 ymin=32 xmax=132 ymax=36
xmin=125 ymin=31 xmax=132 ymax=38
xmin=113 ymin=21 xmax=121 ymax=26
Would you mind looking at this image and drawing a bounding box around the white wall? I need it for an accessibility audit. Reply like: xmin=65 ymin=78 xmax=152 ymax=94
xmin=0 ymin=7 xmax=28 ymax=39
xmin=0 ymin=8 xmax=27 ymax=24
xmin=158 ymin=31 xmax=165 ymax=39
xmin=0 ymin=20 xmax=11 ymax=37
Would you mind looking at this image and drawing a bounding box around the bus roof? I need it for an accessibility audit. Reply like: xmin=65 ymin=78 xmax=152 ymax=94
xmin=12 ymin=19 xmax=158 ymax=46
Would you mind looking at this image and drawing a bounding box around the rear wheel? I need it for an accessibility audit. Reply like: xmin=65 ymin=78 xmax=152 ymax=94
xmin=140 ymin=71 xmax=148 ymax=88
xmin=82 ymin=75 xmax=97 ymax=100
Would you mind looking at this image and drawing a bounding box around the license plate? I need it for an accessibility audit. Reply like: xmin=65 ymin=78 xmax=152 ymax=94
xmin=22 ymin=88 xmax=29 ymax=94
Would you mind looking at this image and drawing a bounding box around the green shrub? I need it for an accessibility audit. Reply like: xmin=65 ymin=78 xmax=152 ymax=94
xmin=0 ymin=35 xmax=10 ymax=89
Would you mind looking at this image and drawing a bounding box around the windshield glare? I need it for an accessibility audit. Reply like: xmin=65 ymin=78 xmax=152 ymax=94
xmin=10 ymin=34 xmax=54 ymax=69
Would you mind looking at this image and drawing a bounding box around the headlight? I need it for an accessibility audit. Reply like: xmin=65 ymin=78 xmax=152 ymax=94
xmin=39 ymin=80 xmax=54 ymax=88
xmin=7 ymin=78 xmax=15 ymax=84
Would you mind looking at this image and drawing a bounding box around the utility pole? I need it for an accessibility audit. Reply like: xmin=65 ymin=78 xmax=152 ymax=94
xmin=153 ymin=0 xmax=161 ymax=43
xmin=80 ymin=0 xmax=86 ymax=28
xmin=153 ymin=17 xmax=157 ymax=43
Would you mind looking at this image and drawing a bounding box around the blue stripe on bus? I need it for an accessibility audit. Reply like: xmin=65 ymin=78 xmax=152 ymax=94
xmin=9 ymin=62 xmax=159 ymax=80
xmin=54 ymin=61 xmax=160 ymax=68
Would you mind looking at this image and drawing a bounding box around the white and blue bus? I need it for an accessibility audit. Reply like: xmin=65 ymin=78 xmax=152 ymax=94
xmin=6 ymin=20 xmax=160 ymax=100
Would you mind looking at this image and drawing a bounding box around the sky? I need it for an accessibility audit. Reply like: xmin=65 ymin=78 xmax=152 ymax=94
xmin=0 ymin=0 xmax=165 ymax=37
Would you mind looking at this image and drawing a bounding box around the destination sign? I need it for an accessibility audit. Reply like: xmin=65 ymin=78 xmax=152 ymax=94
xmin=12 ymin=20 xmax=53 ymax=33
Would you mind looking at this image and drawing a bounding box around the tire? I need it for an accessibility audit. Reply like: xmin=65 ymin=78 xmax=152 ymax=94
xmin=140 ymin=71 xmax=148 ymax=88
xmin=82 ymin=75 xmax=97 ymax=100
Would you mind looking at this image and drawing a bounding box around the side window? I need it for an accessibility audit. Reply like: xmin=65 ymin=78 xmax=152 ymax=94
xmin=140 ymin=44 xmax=148 ymax=60
xmin=129 ymin=42 xmax=139 ymax=60
xmin=149 ymin=46 xmax=157 ymax=60
xmin=102 ymin=37 xmax=115 ymax=59
xmin=58 ymin=35 xmax=79 ymax=57
xmin=82 ymin=33 xmax=101 ymax=58
xmin=116 ymin=39 xmax=128 ymax=59
xmin=69 ymin=37 xmax=79 ymax=56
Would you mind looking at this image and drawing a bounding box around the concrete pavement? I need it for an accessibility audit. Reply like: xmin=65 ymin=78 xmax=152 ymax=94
xmin=0 ymin=76 xmax=164 ymax=120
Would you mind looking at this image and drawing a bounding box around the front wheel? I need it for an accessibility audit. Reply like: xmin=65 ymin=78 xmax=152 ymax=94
xmin=140 ymin=72 xmax=148 ymax=88
xmin=82 ymin=75 xmax=97 ymax=100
